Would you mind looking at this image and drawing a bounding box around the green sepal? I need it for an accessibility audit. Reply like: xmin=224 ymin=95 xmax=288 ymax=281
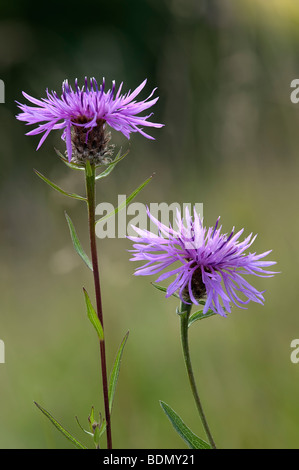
xmin=34 ymin=169 xmax=87 ymax=202
xmin=87 ymin=407 xmax=103 ymax=448
xmin=88 ymin=406 xmax=96 ymax=433
xmin=93 ymin=425 xmax=100 ymax=448
xmin=98 ymin=418 xmax=107 ymax=438
xmin=76 ymin=408 xmax=103 ymax=448
xmin=87 ymin=407 xmax=106 ymax=442
xmin=65 ymin=212 xmax=93 ymax=271
xmin=83 ymin=288 xmax=104 ymax=341
xmin=34 ymin=402 xmax=88 ymax=449
xmin=160 ymin=401 xmax=211 ymax=449
xmin=108 ymin=332 xmax=129 ymax=413
xmin=95 ymin=174 xmax=154 ymax=225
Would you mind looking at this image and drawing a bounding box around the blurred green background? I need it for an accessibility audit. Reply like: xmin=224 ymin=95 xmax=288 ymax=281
xmin=0 ymin=0 xmax=298 ymax=449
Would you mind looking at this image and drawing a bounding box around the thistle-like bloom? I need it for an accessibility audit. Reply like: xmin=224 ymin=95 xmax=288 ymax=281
xmin=128 ymin=207 xmax=276 ymax=317
xmin=16 ymin=77 xmax=163 ymax=162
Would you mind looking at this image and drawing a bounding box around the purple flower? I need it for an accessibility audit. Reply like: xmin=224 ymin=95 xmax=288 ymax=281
xmin=128 ymin=207 xmax=277 ymax=317
xmin=16 ymin=77 xmax=163 ymax=162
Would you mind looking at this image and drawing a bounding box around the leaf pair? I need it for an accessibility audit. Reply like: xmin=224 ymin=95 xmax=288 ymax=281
xmin=151 ymin=283 xmax=217 ymax=326
xmin=56 ymin=147 xmax=129 ymax=176
xmin=34 ymin=147 xmax=130 ymax=203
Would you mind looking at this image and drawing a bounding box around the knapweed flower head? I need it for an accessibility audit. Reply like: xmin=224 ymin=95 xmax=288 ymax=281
xmin=16 ymin=77 xmax=163 ymax=164
xmin=128 ymin=207 xmax=277 ymax=317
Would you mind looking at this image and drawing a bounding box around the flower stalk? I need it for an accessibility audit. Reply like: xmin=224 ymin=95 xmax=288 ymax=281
xmin=85 ymin=161 xmax=112 ymax=449
xmin=179 ymin=301 xmax=217 ymax=449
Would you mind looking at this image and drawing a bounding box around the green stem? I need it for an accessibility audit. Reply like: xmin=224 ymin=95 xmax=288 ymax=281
xmin=85 ymin=162 xmax=112 ymax=450
xmin=179 ymin=301 xmax=217 ymax=449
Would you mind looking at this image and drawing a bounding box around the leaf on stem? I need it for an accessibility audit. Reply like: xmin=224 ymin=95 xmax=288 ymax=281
xmin=34 ymin=402 xmax=88 ymax=449
xmin=159 ymin=401 xmax=211 ymax=449
xmin=83 ymin=288 xmax=104 ymax=341
xmin=65 ymin=212 xmax=93 ymax=271
xmin=95 ymin=148 xmax=129 ymax=180
xmin=108 ymin=331 xmax=129 ymax=413
xmin=95 ymin=174 xmax=154 ymax=225
xmin=34 ymin=169 xmax=87 ymax=202
xmin=151 ymin=282 xmax=180 ymax=299
xmin=152 ymin=283 xmax=216 ymax=322
xmin=75 ymin=416 xmax=93 ymax=437
xmin=174 ymin=298 xmax=217 ymax=325
xmin=55 ymin=148 xmax=85 ymax=171
xmin=188 ymin=309 xmax=217 ymax=327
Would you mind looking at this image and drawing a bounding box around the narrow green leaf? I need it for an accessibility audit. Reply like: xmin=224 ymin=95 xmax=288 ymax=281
xmin=151 ymin=282 xmax=180 ymax=299
xmin=83 ymin=288 xmax=104 ymax=341
xmin=95 ymin=149 xmax=129 ymax=180
xmin=108 ymin=331 xmax=129 ymax=413
xmin=55 ymin=148 xmax=85 ymax=171
xmin=34 ymin=402 xmax=88 ymax=449
xmin=34 ymin=169 xmax=87 ymax=201
xmin=96 ymin=174 xmax=154 ymax=225
xmin=65 ymin=212 xmax=93 ymax=271
xmin=160 ymin=401 xmax=211 ymax=449
xmin=188 ymin=309 xmax=216 ymax=327
xmin=75 ymin=416 xmax=93 ymax=437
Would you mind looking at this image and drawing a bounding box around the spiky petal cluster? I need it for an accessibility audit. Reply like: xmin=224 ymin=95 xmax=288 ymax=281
xmin=128 ymin=207 xmax=276 ymax=317
xmin=16 ymin=77 xmax=163 ymax=161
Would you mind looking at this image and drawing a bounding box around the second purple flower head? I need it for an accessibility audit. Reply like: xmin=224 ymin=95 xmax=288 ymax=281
xmin=129 ymin=207 xmax=277 ymax=317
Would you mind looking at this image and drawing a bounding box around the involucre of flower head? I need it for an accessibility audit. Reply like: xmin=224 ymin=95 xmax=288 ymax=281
xmin=128 ymin=207 xmax=277 ymax=317
xmin=16 ymin=77 xmax=164 ymax=163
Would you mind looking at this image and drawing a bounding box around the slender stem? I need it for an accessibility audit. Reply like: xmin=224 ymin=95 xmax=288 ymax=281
xmin=85 ymin=162 xmax=112 ymax=450
xmin=179 ymin=301 xmax=217 ymax=449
